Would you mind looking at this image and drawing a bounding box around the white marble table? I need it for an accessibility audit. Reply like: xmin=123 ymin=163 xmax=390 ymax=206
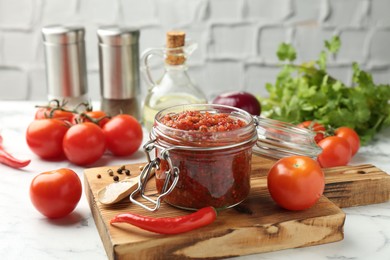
xmin=0 ymin=101 xmax=389 ymax=260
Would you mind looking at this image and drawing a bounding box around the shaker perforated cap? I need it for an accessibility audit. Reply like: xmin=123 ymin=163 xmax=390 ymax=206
xmin=42 ymin=25 xmax=85 ymax=44
xmin=97 ymin=26 xmax=140 ymax=46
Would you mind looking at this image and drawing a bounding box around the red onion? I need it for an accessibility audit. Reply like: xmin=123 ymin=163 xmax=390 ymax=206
xmin=211 ymin=91 xmax=261 ymax=116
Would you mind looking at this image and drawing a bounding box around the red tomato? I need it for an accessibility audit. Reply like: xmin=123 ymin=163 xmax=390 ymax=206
xmin=297 ymin=121 xmax=326 ymax=143
xmin=72 ymin=110 xmax=110 ymax=128
xmin=26 ymin=119 xmax=69 ymax=159
xmin=30 ymin=168 xmax=82 ymax=219
xmin=267 ymin=156 xmax=325 ymax=211
xmin=334 ymin=127 xmax=360 ymax=156
xmin=317 ymin=136 xmax=352 ymax=168
xmin=35 ymin=107 xmax=74 ymax=122
xmin=103 ymin=114 xmax=143 ymax=156
xmin=63 ymin=122 xmax=106 ymax=165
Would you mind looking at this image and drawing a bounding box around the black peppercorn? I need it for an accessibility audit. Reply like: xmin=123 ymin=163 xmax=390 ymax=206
xmin=107 ymin=169 xmax=114 ymax=176
xmin=113 ymin=175 xmax=119 ymax=182
xmin=97 ymin=174 xmax=101 ymax=179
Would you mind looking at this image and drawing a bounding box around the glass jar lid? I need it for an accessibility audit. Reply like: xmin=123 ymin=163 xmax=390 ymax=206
xmin=253 ymin=116 xmax=322 ymax=159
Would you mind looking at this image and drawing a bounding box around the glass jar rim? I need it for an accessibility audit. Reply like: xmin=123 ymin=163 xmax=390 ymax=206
xmin=152 ymin=104 xmax=258 ymax=148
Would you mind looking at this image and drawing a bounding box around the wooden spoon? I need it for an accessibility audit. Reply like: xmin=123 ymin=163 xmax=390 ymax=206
xmin=97 ymin=170 xmax=155 ymax=205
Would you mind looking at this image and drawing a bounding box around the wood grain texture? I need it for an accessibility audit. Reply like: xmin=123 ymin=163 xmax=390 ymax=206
xmin=322 ymin=164 xmax=390 ymax=207
xmin=85 ymin=156 xmax=383 ymax=260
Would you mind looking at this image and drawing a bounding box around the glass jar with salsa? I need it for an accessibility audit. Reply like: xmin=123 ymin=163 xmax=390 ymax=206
xmin=130 ymin=104 xmax=322 ymax=211
xmin=153 ymin=105 xmax=257 ymax=210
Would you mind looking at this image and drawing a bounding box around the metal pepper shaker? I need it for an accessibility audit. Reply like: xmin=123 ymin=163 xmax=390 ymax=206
xmin=97 ymin=26 xmax=140 ymax=119
xmin=42 ymin=25 xmax=88 ymax=108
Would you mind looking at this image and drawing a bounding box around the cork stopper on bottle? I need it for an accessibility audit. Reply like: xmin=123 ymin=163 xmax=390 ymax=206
xmin=165 ymin=31 xmax=186 ymax=65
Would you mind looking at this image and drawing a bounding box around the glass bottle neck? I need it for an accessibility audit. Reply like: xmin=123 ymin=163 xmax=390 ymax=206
xmin=164 ymin=63 xmax=188 ymax=71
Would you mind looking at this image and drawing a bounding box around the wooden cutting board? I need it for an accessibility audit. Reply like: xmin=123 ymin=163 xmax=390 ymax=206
xmin=84 ymin=155 xmax=390 ymax=260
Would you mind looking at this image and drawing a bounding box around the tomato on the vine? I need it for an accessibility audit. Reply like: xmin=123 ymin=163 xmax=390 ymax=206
xmin=26 ymin=119 xmax=69 ymax=159
xmin=35 ymin=107 xmax=74 ymax=122
xmin=103 ymin=114 xmax=143 ymax=156
xmin=267 ymin=156 xmax=325 ymax=211
xmin=297 ymin=120 xmax=326 ymax=143
xmin=334 ymin=127 xmax=360 ymax=156
xmin=63 ymin=122 xmax=106 ymax=165
xmin=317 ymin=136 xmax=352 ymax=168
xmin=30 ymin=168 xmax=82 ymax=219
xmin=72 ymin=110 xmax=110 ymax=128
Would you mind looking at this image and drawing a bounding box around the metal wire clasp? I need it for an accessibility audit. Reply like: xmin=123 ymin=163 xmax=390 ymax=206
xmin=129 ymin=139 xmax=179 ymax=211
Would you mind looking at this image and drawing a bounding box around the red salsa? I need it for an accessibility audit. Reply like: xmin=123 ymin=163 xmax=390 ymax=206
xmin=155 ymin=110 xmax=254 ymax=210
xmin=160 ymin=111 xmax=247 ymax=132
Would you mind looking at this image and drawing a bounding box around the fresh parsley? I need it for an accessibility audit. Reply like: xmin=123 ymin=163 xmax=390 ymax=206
xmin=261 ymin=36 xmax=390 ymax=145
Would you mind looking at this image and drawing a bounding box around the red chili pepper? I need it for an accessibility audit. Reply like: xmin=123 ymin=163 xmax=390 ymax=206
xmin=110 ymin=206 xmax=217 ymax=235
xmin=0 ymin=135 xmax=31 ymax=168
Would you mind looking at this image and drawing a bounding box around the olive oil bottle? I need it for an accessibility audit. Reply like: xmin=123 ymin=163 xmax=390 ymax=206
xmin=141 ymin=31 xmax=207 ymax=130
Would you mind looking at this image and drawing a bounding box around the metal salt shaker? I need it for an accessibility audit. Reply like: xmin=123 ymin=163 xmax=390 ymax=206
xmin=97 ymin=26 xmax=140 ymax=119
xmin=42 ymin=25 xmax=88 ymax=109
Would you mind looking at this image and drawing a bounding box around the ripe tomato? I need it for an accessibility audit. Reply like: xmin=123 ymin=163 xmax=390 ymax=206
xmin=267 ymin=156 xmax=325 ymax=211
xmin=63 ymin=122 xmax=106 ymax=165
xmin=26 ymin=119 xmax=69 ymax=159
xmin=72 ymin=110 xmax=110 ymax=128
xmin=30 ymin=168 xmax=82 ymax=219
xmin=297 ymin=120 xmax=326 ymax=143
xmin=317 ymin=136 xmax=352 ymax=168
xmin=334 ymin=127 xmax=360 ymax=156
xmin=35 ymin=107 xmax=74 ymax=122
xmin=103 ymin=114 xmax=143 ymax=156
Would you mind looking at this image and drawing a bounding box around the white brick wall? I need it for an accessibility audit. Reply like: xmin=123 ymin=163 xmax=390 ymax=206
xmin=0 ymin=0 xmax=390 ymax=101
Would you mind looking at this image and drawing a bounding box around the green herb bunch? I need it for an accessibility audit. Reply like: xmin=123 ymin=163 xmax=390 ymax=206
xmin=261 ymin=36 xmax=390 ymax=145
